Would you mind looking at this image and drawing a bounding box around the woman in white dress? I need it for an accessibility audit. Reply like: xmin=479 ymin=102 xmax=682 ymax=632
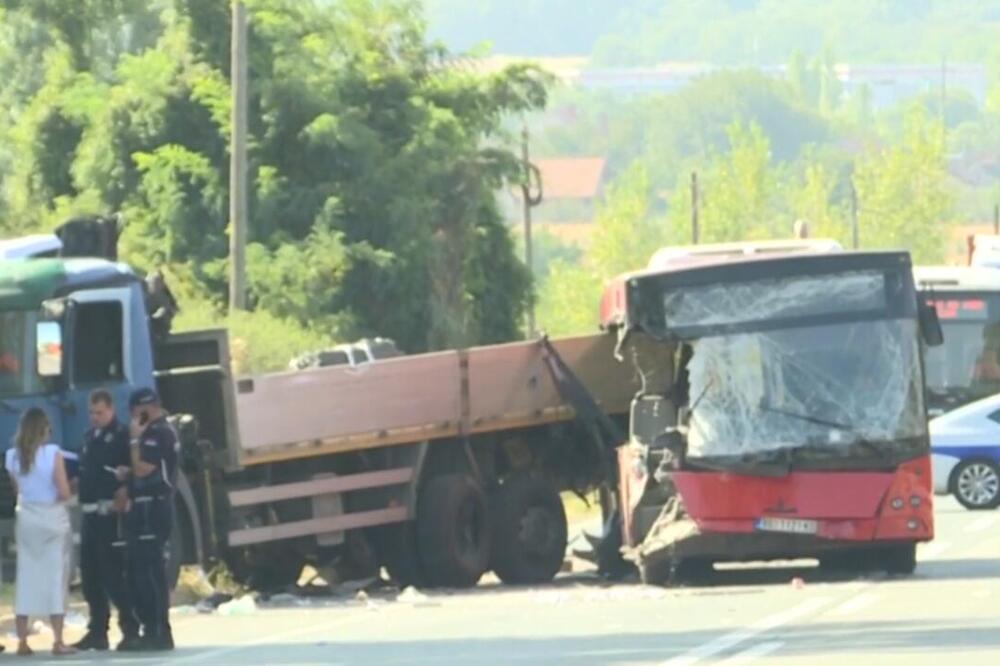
xmin=4 ymin=408 xmax=76 ymax=656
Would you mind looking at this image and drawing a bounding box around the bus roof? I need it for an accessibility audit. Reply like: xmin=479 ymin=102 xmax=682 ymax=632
xmin=646 ymin=239 xmax=842 ymax=272
xmin=913 ymin=265 xmax=1000 ymax=292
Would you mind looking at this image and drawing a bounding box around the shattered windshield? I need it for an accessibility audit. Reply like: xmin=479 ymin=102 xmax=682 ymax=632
xmin=638 ymin=268 xmax=925 ymax=463
xmin=685 ymin=319 xmax=925 ymax=461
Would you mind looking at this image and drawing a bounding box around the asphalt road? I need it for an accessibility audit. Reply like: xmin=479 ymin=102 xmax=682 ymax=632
xmin=11 ymin=496 xmax=1000 ymax=665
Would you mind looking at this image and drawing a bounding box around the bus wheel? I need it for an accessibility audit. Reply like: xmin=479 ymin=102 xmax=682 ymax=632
xmin=951 ymin=459 xmax=1000 ymax=510
xmin=883 ymin=543 xmax=917 ymax=575
xmin=417 ymin=474 xmax=491 ymax=588
xmin=490 ymin=475 xmax=568 ymax=585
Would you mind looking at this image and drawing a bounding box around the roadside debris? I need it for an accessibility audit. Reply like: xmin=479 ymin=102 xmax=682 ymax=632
xmin=217 ymin=595 xmax=258 ymax=616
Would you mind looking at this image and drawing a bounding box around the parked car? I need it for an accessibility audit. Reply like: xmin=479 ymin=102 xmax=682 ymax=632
xmin=288 ymin=337 xmax=402 ymax=371
xmin=929 ymin=394 xmax=1000 ymax=510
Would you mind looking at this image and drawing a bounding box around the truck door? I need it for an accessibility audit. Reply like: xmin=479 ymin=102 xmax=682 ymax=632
xmin=59 ymin=288 xmax=134 ymax=452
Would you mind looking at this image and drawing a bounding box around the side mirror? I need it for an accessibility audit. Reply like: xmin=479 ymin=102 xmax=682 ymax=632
xmin=36 ymin=321 xmax=64 ymax=377
xmin=918 ymin=301 xmax=944 ymax=347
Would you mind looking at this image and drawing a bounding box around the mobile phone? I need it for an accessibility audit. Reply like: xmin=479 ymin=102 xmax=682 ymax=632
xmin=139 ymin=411 xmax=150 ymax=426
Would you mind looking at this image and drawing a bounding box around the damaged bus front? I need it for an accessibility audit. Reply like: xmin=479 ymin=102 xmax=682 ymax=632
xmin=603 ymin=250 xmax=942 ymax=584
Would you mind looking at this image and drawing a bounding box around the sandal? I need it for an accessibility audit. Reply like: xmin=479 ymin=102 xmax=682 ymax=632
xmin=52 ymin=643 xmax=78 ymax=656
xmin=16 ymin=643 xmax=33 ymax=657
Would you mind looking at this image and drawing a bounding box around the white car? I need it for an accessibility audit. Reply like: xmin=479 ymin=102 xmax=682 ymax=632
xmin=929 ymin=394 xmax=1000 ymax=510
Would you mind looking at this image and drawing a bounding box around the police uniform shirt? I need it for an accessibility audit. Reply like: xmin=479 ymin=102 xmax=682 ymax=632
xmin=79 ymin=420 xmax=130 ymax=504
xmin=131 ymin=416 xmax=179 ymax=498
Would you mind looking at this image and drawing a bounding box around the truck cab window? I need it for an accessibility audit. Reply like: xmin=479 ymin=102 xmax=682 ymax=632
xmin=73 ymin=302 xmax=124 ymax=384
xmin=0 ymin=311 xmax=39 ymax=397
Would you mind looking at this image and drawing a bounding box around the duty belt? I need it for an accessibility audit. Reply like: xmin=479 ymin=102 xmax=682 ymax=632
xmin=81 ymin=500 xmax=116 ymax=516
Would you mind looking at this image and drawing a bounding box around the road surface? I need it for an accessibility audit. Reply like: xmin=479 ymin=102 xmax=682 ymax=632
xmin=9 ymin=497 xmax=1000 ymax=665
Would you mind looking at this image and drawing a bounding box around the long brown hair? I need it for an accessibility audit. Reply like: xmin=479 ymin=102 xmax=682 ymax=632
xmin=14 ymin=408 xmax=50 ymax=475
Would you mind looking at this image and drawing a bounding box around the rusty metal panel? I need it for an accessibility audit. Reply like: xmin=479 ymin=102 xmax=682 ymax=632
xmin=235 ymin=351 xmax=461 ymax=457
xmin=227 ymin=506 xmax=409 ymax=547
xmin=227 ymin=468 xmax=414 ymax=507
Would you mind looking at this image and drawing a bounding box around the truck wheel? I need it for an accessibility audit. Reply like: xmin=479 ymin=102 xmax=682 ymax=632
xmin=638 ymin=556 xmax=673 ymax=586
xmin=883 ymin=543 xmax=917 ymax=575
xmin=490 ymin=475 xmax=568 ymax=585
xmin=951 ymin=459 xmax=1000 ymax=510
xmin=167 ymin=514 xmax=185 ymax=592
xmin=417 ymin=474 xmax=491 ymax=588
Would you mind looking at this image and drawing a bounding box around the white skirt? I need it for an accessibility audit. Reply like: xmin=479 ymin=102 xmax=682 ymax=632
xmin=15 ymin=501 xmax=71 ymax=617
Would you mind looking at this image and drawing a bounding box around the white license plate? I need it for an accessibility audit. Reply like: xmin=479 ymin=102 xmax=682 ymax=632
xmin=756 ymin=517 xmax=819 ymax=535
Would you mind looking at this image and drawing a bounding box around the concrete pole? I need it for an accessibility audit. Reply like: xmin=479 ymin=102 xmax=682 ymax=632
xmin=690 ymin=172 xmax=699 ymax=245
xmin=229 ymin=1 xmax=249 ymax=312
xmin=850 ymin=180 xmax=859 ymax=250
xmin=521 ymin=125 xmax=536 ymax=337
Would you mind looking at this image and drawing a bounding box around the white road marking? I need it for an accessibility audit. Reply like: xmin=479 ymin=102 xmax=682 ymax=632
xmin=964 ymin=515 xmax=999 ymax=533
xmin=718 ymin=641 xmax=786 ymax=665
xmin=919 ymin=540 xmax=952 ymax=560
xmin=661 ymin=597 xmax=831 ymax=666
xmin=829 ymin=591 xmax=881 ymax=617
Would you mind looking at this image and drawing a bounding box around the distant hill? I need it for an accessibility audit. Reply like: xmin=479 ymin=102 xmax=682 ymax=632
xmin=423 ymin=0 xmax=1000 ymax=65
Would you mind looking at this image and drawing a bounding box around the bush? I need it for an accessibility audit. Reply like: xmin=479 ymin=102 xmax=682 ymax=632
xmin=173 ymin=297 xmax=337 ymax=376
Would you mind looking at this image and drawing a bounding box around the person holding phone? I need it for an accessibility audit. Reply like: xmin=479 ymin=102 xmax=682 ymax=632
xmin=115 ymin=388 xmax=179 ymax=652
xmin=73 ymin=389 xmax=140 ymax=652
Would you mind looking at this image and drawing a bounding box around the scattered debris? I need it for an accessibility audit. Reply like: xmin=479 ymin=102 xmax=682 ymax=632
xmin=217 ymin=595 xmax=258 ymax=616
xmin=791 ymin=577 xmax=806 ymax=589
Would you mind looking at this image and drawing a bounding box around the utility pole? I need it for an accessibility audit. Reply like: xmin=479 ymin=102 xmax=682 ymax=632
xmin=690 ymin=171 xmax=699 ymax=244
xmin=850 ymin=180 xmax=859 ymax=250
xmin=229 ymin=0 xmax=249 ymax=312
xmin=994 ymin=203 xmax=999 ymax=235
xmin=520 ymin=125 xmax=542 ymax=338
xmin=939 ymin=54 xmax=947 ymax=129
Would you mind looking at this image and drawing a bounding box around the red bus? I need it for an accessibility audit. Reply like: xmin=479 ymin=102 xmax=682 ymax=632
xmin=601 ymin=246 xmax=941 ymax=584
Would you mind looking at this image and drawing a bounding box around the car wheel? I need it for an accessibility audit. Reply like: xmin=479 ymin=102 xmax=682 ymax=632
xmin=951 ymin=459 xmax=1000 ymax=510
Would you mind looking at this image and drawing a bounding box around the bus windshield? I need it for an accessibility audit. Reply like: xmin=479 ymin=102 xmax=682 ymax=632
xmin=923 ymin=294 xmax=1000 ymax=411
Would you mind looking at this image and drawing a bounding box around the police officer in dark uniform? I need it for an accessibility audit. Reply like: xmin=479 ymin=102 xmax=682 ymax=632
xmin=118 ymin=387 xmax=178 ymax=652
xmin=73 ymin=389 xmax=141 ymax=652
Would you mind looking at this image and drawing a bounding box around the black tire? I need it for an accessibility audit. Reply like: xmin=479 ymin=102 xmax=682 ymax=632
xmin=883 ymin=543 xmax=917 ymax=575
xmin=950 ymin=459 xmax=1000 ymax=510
xmin=638 ymin=556 xmax=673 ymax=586
xmin=167 ymin=510 xmax=185 ymax=592
xmin=673 ymin=557 xmax=715 ymax=583
xmin=417 ymin=474 xmax=491 ymax=588
xmin=490 ymin=475 xmax=568 ymax=585
xmin=374 ymin=523 xmax=427 ymax=588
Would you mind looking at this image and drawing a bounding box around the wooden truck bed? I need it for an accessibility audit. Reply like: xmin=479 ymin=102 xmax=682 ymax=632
xmin=234 ymin=334 xmax=643 ymax=466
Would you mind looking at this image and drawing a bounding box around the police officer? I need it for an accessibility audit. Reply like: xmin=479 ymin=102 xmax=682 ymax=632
xmin=117 ymin=387 xmax=178 ymax=652
xmin=73 ymin=389 xmax=141 ymax=652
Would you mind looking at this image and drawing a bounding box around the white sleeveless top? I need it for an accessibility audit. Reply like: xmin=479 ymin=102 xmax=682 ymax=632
xmin=5 ymin=444 xmax=62 ymax=504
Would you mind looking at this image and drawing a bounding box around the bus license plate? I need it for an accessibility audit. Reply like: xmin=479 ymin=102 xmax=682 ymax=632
xmin=756 ymin=517 xmax=819 ymax=535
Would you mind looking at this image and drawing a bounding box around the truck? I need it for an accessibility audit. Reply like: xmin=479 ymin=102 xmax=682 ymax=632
xmin=602 ymin=243 xmax=942 ymax=583
xmin=0 ymin=225 xmax=664 ymax=590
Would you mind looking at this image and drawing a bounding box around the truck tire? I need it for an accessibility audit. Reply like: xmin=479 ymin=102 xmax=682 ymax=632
xmin=490 ymin=475 xmax=568 ymax=585
xmin=417 ymin=474 xmax=491 ymax=588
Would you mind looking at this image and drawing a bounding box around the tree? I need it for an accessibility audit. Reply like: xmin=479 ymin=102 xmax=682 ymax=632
xmin=537 ymin=162 xmax=668 ymax=337
xmin=1 ymin=0 xmax=550 ymax=356
xmin=853 ymin=107 xmax=954 ymax=262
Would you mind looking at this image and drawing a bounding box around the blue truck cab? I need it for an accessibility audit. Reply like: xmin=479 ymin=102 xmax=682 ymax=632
xmin=0 ymin=257 xmax=156 ymax=463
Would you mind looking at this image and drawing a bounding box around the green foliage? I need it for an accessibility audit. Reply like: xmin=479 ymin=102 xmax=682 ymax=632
xmin=0 ymin=0 xmax=548 ymax=358
xmin=537 ymin=162 xmax=668 ymax=337
xmin=853 ymin=108 xmax=955 ymax=262
xmin=173 ymin=296 xmax=336 ymax=375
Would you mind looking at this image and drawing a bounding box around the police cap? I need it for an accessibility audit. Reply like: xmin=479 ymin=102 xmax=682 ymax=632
xmin=128 ymin=387 xmax=160 ymax=409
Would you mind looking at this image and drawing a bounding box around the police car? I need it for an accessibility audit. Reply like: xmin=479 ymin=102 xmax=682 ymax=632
xmin=930 ymin=393 xmax=1000 ymax=510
